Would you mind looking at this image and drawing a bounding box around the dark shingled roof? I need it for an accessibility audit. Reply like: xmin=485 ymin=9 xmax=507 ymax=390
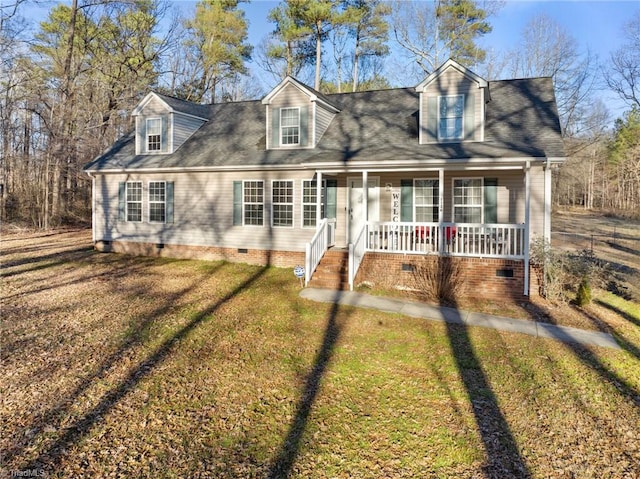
xmin=152 ymin=92 xmax=210 ymax=119
xmin=84 ymin=77 xmax=564 ymax=172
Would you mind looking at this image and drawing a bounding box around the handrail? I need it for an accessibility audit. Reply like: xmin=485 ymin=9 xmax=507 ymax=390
xmin=348 ymin=222 xmax=367 ymax=291
xmin=305 ymin=218 xmax=333 ymax=286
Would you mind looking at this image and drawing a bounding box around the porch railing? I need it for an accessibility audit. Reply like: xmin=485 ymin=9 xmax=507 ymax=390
xmin=305 ymin=218 xmax=336 ymax=286
xmin=365 ymin=222 xmax=525 ymax=259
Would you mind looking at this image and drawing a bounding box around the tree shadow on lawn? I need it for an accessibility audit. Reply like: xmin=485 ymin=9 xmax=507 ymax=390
xmin=16 ymin=260 xmax=271 ymax=474
xmin=6 ymin=259 xmax=220 ymax=464
xmin=266 ymin=294 xmax=347 ymax=479
xmin=523 ymin=302 xmax=640 ymax=406
xmin=595 ymin=298 xmax=640 ymax=329
xmin=443 ymin=301 xmax=533 ymax=478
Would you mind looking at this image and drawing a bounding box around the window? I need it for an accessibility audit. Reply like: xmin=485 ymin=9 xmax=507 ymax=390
xmin=415 ymin=179 xmax=439 ymax=222
xmin=243 ymin=180 xmax=264 ymax=226
xmin=272 ymin=180 xmax=293 ymax=227
xmin=302 ymin=180 xmax=317 ymax=227
xmin=302 ymin=180 xmax=328 ymax=227
xmin=453 ymin=178 xmax=482 ymax=223
xmin=439 ymin=95 xmax=464 ymax=140
xmin=146 ymin=118 xmax=162 ymax=151
xmin=280 ymin=108 xmax=300 ymax=145
xmin=126 ymin=181 xmax=142 ymax=222
xmin=149 ymin=181 xmax=166 ymax=223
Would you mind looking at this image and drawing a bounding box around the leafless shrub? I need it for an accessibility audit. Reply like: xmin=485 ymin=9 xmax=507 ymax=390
xmin=530 ymin=237 xmax=609 ymax=304
xmin=412 ymin=256 xmax=464 ymax=305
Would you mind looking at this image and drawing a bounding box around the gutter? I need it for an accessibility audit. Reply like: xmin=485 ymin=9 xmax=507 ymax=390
xmin=85 ymin=156 xmax=551 ymax=175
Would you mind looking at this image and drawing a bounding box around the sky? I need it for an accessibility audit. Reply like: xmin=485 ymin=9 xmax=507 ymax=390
xmin=180 ymin=0 xmax=635 ymax=116
xmin=19 ymin=0 xmax=638 ymax=119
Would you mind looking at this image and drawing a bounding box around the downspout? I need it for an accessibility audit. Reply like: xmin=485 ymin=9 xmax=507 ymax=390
xmin=524 ymin=161 xmax=531 ymax=297
xmin=544 ymin=158 xmax=552 ymax=243
xmin=438 ymin=168 xmax=444 ymax=253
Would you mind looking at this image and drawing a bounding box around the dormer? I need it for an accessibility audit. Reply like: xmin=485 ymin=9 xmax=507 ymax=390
xmin=132 ymin=92 xmax=208 ymax=155
xmin=415 ymin=59 xmax=490 ymax=144
xmin=262 ymin=76 xmax=340 ymax=150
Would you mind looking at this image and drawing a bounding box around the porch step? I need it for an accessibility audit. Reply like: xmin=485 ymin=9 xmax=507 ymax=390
xmin=308 ymin=250 xmax=350 ymax=290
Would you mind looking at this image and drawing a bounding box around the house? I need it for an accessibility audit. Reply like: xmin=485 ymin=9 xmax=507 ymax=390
xmin=84 ymin=59 xmax=565 ymax=300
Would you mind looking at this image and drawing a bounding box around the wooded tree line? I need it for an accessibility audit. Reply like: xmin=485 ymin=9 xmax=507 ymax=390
xmin=1 ymin=0 xmax=638 ymax=228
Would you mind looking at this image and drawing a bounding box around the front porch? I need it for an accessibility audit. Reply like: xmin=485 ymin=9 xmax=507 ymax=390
xmin=305 ymin=219 xmax=530 ymax=298
xmin=303 ymin=161 xmax=551 ymax=298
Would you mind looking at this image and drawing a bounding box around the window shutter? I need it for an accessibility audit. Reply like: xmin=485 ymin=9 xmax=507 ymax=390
xmin=118 ymin=182 xmax=126 ymax=221
xmin=401 ymin=179 xmax=413 ymax=221
xmin=299 ymin=105 xmax=308 ymax=147
xmin=233 ymin=181 xmax=242 ymax=225
xmin=161 ymin=115 xmax=169 ymax=152
xmin=135 ymin=118 xmax=144 ymax=154
xmin=426 ymin=97 xmax=437 ymax=143
xmin=464 ymin=93 xmax=475 ymax=141
xmin=325 ymin=179 xmax=337 ymax=219
xmin=271 ymin=107 xmax=280 ymax=148
xmin=166 ymin=181 xmax=174 ymax=223
xmin=484 ymin=178 xmax=497 ymax=224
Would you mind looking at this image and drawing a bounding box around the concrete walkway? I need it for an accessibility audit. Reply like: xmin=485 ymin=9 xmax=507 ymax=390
xmin=300 ymin=288 xmax=621 ymax=350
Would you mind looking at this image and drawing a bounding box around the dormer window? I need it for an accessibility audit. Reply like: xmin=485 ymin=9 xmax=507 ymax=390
xmin=146 ymin=118 xmax=162 ymax=152
xmin=280 ymin=107 xmax=300 ymax=145
xmin=439 ymin=95 xmax=464 ymax=141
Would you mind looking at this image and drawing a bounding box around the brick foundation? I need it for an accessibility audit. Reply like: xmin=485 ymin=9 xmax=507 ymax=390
xmin=94 ymin=240 xmax=305 ymax=268
xmin=355 ymin=253 xmax=529 ymax=301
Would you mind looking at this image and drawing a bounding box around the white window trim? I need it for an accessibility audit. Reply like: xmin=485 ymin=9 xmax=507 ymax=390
xmin=451 ymin=177 xmax=483 ymax=223
xmin=301 ymin=179 xmax=327 ymax=228
xmin=243 ymin=180 xmax=264 ymax=227
xmin=414 ymin=178 xmax=439 ymax=222
xmin=280 ymin=107 xmax=300 ymax=146
xmin=126 ymin=181 xmax=143 ymax=223
xmin=146 ymin=117 xmax=162 ymax=153
xmin=272 ymin=179 xmax=294 ymax=228
xmin=437 ymin=94 xmax=464 ymax=142
xmin=148 ymin=180 xmax=166 ymax=224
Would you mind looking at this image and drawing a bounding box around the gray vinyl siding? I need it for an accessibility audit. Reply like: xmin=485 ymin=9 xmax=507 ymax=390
xmin=528 ymin=165 xmax=545 ymax=239
xmin=142 ymin=96 xmax=169 ymax=115
xmin=315 ymin=104 xmax=335 ymax=144
xmin=267 ymin=83 xmax=314 ymax=149
xmin=135 ymin=105 xmax=204 ymax=155
xmin=420 ymin=69 xmax=483 ymax=144
xmin=173 ymin=112 xmax=206 ymax=151
xmin=94 ymin=171 xmax=321 ymax=252
xmin=94 ymin=168 xmax=543 ymax=252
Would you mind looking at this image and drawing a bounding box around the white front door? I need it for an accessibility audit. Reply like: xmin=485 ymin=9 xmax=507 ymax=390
xmin=347 ymin=177 xmax=379 ymax=243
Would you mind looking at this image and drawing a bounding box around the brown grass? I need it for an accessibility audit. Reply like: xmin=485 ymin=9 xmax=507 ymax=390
xmin=1 ymin=227 xmax=639 ymax=478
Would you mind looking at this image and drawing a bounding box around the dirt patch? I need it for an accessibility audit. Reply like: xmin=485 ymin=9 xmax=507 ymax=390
xmin=552 ymin=208 xmax=640 ymax=302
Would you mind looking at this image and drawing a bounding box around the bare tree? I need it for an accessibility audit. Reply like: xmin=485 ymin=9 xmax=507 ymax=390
xmin=504 ymin=14 xmax=598 ymax=137
xmin=605 ymin=10 xmax=640 ymax=109
xmin=391 ymin=0 xmax=500 ymax=75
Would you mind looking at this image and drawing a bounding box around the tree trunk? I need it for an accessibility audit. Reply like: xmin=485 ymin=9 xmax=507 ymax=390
xmin=314 ymin=21 xmax=322 ymax=90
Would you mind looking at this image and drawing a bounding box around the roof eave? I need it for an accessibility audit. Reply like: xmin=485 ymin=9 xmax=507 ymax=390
xmin=415 ymin=58 xmax=489 ymax=92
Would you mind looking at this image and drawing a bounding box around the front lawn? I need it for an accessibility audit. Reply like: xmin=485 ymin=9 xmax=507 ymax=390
xmin=1 ymin=229 xmax=638 ymax=478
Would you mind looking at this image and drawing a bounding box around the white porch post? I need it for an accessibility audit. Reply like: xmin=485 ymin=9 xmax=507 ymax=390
xmin=524 ymin=161 xmax=531 ymax=296
xmin=316 ymin=170 xmax=323 ymax=224
xmin=438 ymin=168 xmax=444 ymax=253
xmin=544 ymin=159 xmax=552 ymax=243
xmin=362 ymin=170 xmax=368 ymax=221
